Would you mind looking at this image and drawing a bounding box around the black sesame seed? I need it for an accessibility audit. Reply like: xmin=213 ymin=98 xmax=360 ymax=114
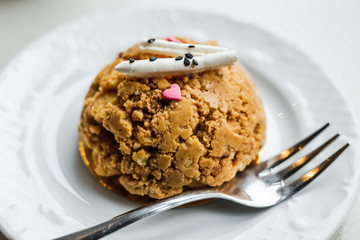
xmin=188 ymin=45 xmax=195 ymax=48
xmin=149 ymin=57 xmax=157 ymax=61
xmin=129 ymin=58 xmax=135 ymax=63
xmin=175 ymin=56 xmax=183 ymax=61
xmin=147 ymin=38 xmax=155 ymax=43
xmin=192 ymin=59 xmax=198 ymax=65
xmin=185 ymin=53 xmax=193 ymax=59
xmin=184 ymin=58 xmax=190 ymax=66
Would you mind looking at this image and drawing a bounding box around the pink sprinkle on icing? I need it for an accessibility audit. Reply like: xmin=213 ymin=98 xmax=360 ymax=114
xmin=163 ymin=84 xmax=181 ymax=100
xmin=166 ymin=37 xmax=183 ymax=43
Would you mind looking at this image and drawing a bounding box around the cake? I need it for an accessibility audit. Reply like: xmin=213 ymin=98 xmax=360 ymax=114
xmin=78 ymin=37 xmax=266 ymax=200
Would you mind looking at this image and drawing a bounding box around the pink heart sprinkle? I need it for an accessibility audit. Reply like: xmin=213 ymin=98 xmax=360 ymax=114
xmin=167 ymin=37 xmax=183 ymax=43
xmin=163 ymin=84 xmax=181 ymax=101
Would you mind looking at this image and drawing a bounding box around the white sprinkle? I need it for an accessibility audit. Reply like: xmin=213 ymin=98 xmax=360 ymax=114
xmin=114 ymin=51 xmax=238 ymax=78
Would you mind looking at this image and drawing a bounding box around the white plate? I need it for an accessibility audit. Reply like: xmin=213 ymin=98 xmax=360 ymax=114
xmin=0 ymin=9 xmax=359 ymax=240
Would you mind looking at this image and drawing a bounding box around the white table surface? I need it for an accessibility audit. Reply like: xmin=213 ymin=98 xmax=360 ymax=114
xmin=0 ymin=0 xmax=359 ymax=239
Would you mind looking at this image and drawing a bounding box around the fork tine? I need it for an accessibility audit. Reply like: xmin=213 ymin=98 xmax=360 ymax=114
xmin=264 ymin=133 xmax=340 ymax=182
xmin=279 ymin=143 xmax=349 ymax=199
xmin=260 ymin=122 xmax=330 ymax=169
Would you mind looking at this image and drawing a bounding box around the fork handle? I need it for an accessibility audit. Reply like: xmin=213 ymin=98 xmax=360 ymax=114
xmin=55 ymin=190 xmax=221 ymax=240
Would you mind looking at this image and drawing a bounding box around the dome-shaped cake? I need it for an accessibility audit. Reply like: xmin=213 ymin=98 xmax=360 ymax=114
xmin=78 ymin=37 xmax=266 ymax=200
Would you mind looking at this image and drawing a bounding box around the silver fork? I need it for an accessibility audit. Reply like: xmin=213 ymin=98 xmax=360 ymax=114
xmin=56 ymin=123 xmax=349 ymax=240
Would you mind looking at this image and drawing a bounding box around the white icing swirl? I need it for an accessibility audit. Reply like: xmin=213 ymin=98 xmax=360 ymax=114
xmin=140 ymin=39 xmax=228 ymax=57
xmin=114 ymin=51 xmax=238 ymax=78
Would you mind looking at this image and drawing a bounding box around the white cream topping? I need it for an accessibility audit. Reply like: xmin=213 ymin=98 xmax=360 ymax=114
xmin=114 ymin=51 xmax=238 ymax=78
xmin=140 ymin=39 xmax=228 ymax=57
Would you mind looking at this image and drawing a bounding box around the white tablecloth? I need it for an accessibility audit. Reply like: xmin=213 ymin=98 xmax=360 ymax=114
xmin=0 ymin=0 xmax=359 ymax=239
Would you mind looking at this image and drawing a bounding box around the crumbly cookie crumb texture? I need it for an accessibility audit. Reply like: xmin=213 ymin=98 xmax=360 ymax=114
xmin=79 ymin=38 xmax=266 ymax=199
